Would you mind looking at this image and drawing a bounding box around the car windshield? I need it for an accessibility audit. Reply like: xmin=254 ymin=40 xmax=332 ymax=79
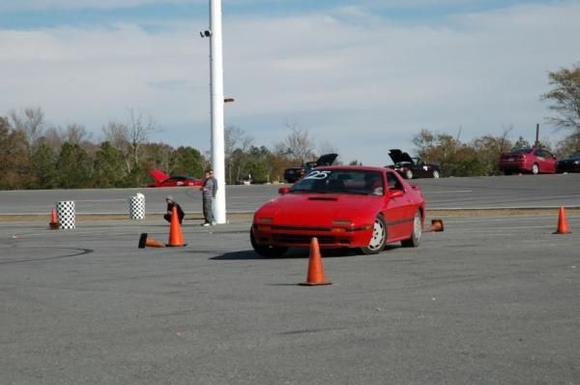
xmin=290 ymin=169 xmax=384 ymax=195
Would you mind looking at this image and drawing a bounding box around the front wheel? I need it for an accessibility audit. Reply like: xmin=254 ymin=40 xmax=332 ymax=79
xmin=250 ymin=229 xmax=287 ymax=257
xmin=401 ymin=211 xmax=422 ymax=247
xmin=531 ymin=163 xmax=539 ymax=175
xmin=405 ymin=169 xmax=413 ymax=179
xmin=432 ymin=170 xmax=440 ymax=179
xmin=360 ymin=215 xmax=387 ymax=255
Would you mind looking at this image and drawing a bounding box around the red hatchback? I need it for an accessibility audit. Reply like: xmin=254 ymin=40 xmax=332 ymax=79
xmin=251 ymin=166 xmax=425 ymax=257
xmin=499 ymin=147 xmax=557 ymax=175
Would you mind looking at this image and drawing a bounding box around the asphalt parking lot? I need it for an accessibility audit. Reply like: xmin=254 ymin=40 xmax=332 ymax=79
xmin=1 ymin=210 xmax=579 ymax=384
xmin=0 ymin=216 xmax=580 ymax=384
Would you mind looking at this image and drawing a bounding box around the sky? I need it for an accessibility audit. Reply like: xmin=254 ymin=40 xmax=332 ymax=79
xmin=1 ymin=0 xmax=579 ymax=166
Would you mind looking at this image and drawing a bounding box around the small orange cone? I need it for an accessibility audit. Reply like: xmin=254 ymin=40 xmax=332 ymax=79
xmin=299 ymin=237 xmax=331 ymax=286
xmin=167 ymin=206 xmax=186 ymax=247
xmin=138 ymin=233 xmax=166 ymax=248
xmin=49 ymin=208 xmax=59 ymax=230
xmin=554 ymin=206 xmax=571 ymax=234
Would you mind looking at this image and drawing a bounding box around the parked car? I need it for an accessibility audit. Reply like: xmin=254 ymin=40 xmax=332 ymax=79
xmin=556 ymin=152 xmax=580 ymax=173
xmin=499 ymin=147 xmax=557 ymax=175
xmin=283 ymin=153 xmax=338 ymax=183
xmin=388 ymin=149 xmax=440 ymax=179
xmin=147 ymin=169 xmax=203 ymax=187
xmin=251 ymin=166 xmax=425 ymax=257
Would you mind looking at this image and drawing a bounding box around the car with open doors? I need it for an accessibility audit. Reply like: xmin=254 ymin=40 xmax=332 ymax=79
xmin=251 ymin=166 xmax=425 ymax=257
xmin=388 ymin=149 xmax=440 ymax=179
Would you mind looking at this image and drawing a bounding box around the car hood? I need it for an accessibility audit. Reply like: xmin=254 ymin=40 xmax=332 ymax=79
xmin=255 ymin=193 xmax=382 ymax=226
xmin=316 ymin=153 xmax=338 ymax=166
xmin=388 ymin=149 xmax=414 ymax=164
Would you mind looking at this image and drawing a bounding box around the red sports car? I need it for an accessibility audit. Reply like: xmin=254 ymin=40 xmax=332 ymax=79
xmin=147 ymin=169 xmax=203 ymax=187
xmin=251 ymin=166 xmax=425 ymax=257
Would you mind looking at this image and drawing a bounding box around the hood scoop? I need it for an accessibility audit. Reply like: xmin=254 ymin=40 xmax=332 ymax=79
xmin=308 ymin=196 xmax=338 ymax=201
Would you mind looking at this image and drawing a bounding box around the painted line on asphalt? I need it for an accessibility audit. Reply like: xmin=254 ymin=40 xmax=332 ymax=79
xmin=426 ymin=190 xmax=473 ymax=194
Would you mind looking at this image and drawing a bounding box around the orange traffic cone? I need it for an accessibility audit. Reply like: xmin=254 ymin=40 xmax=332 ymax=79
xmin=167 ymin=206 xmax=186 ymax=247
xmin=49 ymin=208 xmax=59 ymax=230
xmin=554 ymin=206 xmax=571 ymax=234
xmin=299 ymin=237 xmax=331 ymax=286
xmin=138 ymin=233 xmax=166 ymax=248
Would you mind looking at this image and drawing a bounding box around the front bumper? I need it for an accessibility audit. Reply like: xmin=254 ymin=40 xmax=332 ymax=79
xmin=252 ymin=224 xmax=373 ymax=248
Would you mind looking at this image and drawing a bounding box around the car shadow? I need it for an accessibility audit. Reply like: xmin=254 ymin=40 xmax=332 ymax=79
xmin=211 ymin=247 xmax=398 ymax=261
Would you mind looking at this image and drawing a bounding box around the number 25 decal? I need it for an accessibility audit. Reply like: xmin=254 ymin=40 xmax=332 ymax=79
xmin=304 ymin=170 xmax=331 ymax=180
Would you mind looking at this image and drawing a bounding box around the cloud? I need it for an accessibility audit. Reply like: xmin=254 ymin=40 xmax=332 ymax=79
xmin=0 ymin=0 xmax=198 ymax=12
xmin=1 ymin=2 xmax=579 ymax=165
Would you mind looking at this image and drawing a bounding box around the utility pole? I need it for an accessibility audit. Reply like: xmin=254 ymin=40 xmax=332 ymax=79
xmin=208 ymin=0 xmax=226 ymax=224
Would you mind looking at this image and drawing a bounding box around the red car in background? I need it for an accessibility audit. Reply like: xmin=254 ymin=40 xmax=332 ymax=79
xmin=147 ymin=169 xmax=203 ymax=187
xmin=251 ymin=166 xmax=425 ymax=257
xmin=499 ymin=147 xmax=557 ymax=175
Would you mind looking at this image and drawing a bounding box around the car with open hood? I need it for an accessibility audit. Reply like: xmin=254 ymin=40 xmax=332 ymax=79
xmin=147 ymin=169 xmax=203 ymax=187
xmin=388 ymin=149 xmax=440 ymax=179
xmin=283 ymin=153 xmax=338 ymax=183
xmin=251 ymin=166 xmax=425 ymax=257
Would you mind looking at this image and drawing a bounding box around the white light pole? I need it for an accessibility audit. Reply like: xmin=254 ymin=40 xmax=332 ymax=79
xmin=209 ymin=0 xmax=226 ymax=223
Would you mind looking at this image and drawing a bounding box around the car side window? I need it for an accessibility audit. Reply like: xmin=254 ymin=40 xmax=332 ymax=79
xmin=386 ymin=172 xmax=404 ymax=191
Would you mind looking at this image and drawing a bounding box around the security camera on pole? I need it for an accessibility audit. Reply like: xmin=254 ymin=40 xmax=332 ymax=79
xmin=207 ymin=0 xmax=226 ymax=224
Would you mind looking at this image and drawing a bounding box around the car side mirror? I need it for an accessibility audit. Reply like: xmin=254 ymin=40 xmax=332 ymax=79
xmin=390 ymin=189 xmax=404 ymax=198
xmin=278 ymin=187 xmax=290 ymax=195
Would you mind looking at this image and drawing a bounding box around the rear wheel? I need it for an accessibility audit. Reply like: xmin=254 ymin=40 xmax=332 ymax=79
xmin=361 ymin=215 xmax=387 ymax=255
xmin=250 ymin=229 xmax=287 ymax=257
xmin=531 ymin=163 xmax=539 ymax=175
xmin=401 ymin=211 xmax=422 ymax=247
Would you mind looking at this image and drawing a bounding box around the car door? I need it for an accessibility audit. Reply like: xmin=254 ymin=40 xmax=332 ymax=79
xmin=384 ymin=171 xmax=413 ymax=241
xmin=542 ymin=150 xmax=557 ymax=173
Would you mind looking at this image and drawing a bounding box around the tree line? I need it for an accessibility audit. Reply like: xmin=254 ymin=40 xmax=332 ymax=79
xmin=1 ymin=64 xmax=578 ymax=190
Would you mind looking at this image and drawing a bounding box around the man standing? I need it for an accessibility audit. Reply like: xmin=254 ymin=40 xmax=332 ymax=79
xmin=201 ymin=169 xmax=217 ymax=226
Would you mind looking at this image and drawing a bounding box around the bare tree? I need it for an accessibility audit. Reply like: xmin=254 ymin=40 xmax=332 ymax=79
xmin=224 ymin=126 xmax=253 ymax=184
xmin=281 ymin=121 xmax=315 ymax=163
xmin=64 ymin=123 xmax=90 ymax=145
xmin=9 ymin=107 xmax=45 ymax=145
xmin=542 ymin=64 xmax=580 ymax=133
xmin=102 ymin=109 xmax=156 ymax=173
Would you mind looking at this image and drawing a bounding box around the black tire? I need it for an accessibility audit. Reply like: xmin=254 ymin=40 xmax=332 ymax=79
xmin=250 ymin=228 xmax=287 ymax=257
xmin=531 ymin=163 xmax=539 ymax=175
xmin=402 ymin=211 xmax=422 ymax=248
xmin=360 ymin=215 xmax=387 ymax=255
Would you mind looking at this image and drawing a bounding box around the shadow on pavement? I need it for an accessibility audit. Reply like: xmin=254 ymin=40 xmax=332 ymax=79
xmin=211 ymin=248 xmax=364 ymax=260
